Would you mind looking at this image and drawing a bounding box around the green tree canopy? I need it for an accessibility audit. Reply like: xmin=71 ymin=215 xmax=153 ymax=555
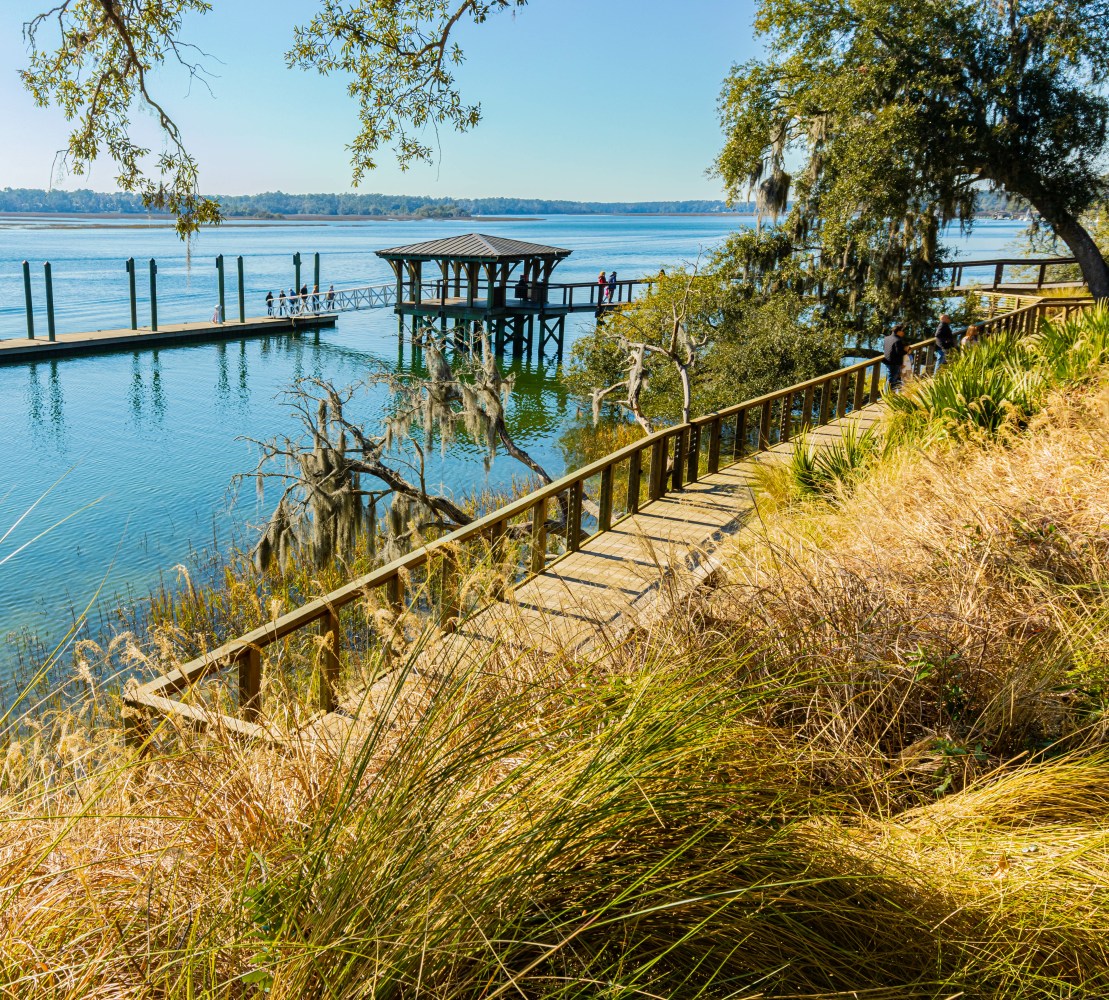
xmin=717 ymin=0 xmax=1109 ymax=299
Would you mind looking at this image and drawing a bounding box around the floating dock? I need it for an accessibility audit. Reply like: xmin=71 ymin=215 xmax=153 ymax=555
xmin=0 ymin=313 xmax=338 ymax=365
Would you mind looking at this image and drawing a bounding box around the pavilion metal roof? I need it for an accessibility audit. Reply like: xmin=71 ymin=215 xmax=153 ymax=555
xmin=375 ymin=233 xmax=572 ymax=262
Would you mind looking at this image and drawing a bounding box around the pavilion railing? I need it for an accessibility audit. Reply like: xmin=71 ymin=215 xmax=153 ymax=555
xmin=124 ymin=296 xmax=1094 ymax=741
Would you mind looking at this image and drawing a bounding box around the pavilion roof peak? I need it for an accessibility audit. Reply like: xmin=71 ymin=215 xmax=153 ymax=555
xmin=376 ymin=232 xmax=572 ymax=262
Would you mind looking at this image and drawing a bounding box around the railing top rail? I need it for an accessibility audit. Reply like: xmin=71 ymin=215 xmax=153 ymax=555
xmin=932 ymin=256 xmax=1077 ymax=269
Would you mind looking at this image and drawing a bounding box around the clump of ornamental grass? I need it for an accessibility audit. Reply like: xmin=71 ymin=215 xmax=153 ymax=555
xmin=787 ymin=420 xmax=886 ymax=501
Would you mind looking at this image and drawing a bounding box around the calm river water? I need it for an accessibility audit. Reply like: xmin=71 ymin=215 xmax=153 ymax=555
xmin=0 ymin=214 xmax=1027 ymax=696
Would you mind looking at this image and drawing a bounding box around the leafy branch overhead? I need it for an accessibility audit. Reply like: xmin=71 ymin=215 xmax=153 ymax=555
xmin=288 ymin=1 xmax=528 ymax=182
xmin=21 ymin=0 xmax=222 ymax=239
xmin=20 ymin=0 xmax=526 ymax=237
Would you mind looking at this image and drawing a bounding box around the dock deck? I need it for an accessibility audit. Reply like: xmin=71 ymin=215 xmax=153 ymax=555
xmin=0 ymin=313 xmax=337 ymax=364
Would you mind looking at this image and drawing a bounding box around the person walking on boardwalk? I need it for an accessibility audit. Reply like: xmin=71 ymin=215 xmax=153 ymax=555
xmin=597 ymin=270 xmax=608 ymax=304
xmin=266 ymin=291 xmax=274 ymax=316
xmin=278 ymin=289 xmax=287 ymax=316
xmin=961 ymin=324 xmax=980 ymax=348
xmin=300 ymin=284 xmax=309 ymax=315
xmin=326 ymin=284 xmax=336 ymax=310
xmin=211 ymin=303 xmax=223 ymax=324
xmin=311 ymin=284 xmax=320 ymax=312
xmin=883 ymin=323 xmax=907 ymax=392
xmin=934 ymin=313 xmax=956 ymax=367
xmin=606 ymin=270 xmax=617 ymax=303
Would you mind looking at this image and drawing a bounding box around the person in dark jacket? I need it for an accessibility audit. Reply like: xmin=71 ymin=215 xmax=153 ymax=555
xmin=883 ymin=324 xmax=907 ymax=391
xmin=934 ymin=313 xmax=956 ymax=368
xmin=265 ymin=290 xmax=274 ymax=316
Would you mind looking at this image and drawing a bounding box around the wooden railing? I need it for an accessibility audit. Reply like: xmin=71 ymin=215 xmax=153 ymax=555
xmin=932 ymin=256 xmax=1079 ymax=291
xmin=124 ymin=296 xmax=1094 ymax=740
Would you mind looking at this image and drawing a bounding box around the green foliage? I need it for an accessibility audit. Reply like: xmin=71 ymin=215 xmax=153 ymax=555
xmin=788 ymin=422 xmax=884 ymax=500
xmin=887 ymin=335 xmax=1044 ymax=442
xmin=567 ymin=259 xmax=843 ymax=428
xmin=717 ymin=0 xmax=1109 ymax=298
xmin=887 ymin=306 xmax=1109 ymax=443
xmin=288 ymin=1 xmax=527 ymax=180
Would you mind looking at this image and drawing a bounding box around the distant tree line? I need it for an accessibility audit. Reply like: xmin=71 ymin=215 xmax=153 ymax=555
xmin=0 ymin=187 xmax=756 ymax=219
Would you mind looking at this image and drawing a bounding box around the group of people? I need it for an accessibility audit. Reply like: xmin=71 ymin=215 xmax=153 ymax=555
xmin=597 ymin=270 xmax=619 ymax=304
xmin=882 ymin=313 xmax=981 ymax=391
xmin=265 ymin=284 xmax=337 ymax=317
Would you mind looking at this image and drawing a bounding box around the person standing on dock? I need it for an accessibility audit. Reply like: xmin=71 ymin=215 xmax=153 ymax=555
xmin=211 ymin=303 xmax=223 ymax=324
xmin=266 ymin=291 xmax=274 ymax=316
xmin=606 ymin=271 xmax=617 ymax=303
xmin=883 ymin=324 xmax=907 ymax=392
xmin=326 ymin=285 xmax=336 ymax=310
xmin=278 ymin=289 xmax=287 ymax=316
xmin=300 ymin=284 xmax=309 ymax=315
xmin=934 ymin=313 xmax=956 ymax=367
xmin=312 ymin=284 xmax=320 ymax=312
xmin=597 ymin=270 xmax=607 ymax=304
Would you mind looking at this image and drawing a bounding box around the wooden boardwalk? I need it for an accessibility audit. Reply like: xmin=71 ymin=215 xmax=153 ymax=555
xmin=0 ymin=313 xmax=336 ymax=364
xmin=308 ymin=403 xmax=885 ymax=740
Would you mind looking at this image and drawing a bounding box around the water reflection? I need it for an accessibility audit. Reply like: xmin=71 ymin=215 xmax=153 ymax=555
xmin=127 ymin=351 xmax=167 ymax=426
xmin=25 ymin=361 xmax=68 ymax=445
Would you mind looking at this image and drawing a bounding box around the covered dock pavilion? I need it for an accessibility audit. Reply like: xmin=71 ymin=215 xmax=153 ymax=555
xmin=376 ymin=233 xmax=576 ymax=356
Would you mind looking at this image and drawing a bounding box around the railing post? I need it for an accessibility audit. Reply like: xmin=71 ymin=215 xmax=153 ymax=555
xmin=237 ymin=256 xmax=246 ymax=323
xmin=993 ymin=263 xmax=1004 ymax=288
xmin=759 ymin=398 xmax=773 ymax=450
xmin=734 ymin=407 xmax=747 ymax=461
xmin=673 ymin=429 xmax=686 ymax=490
xmin=319 ymin=609 xmax=340 ymax=713
xmin=43 ymin=262 xmax=56 ymax=342
xmin=691 ymin=423 xmax=704 ymax=481
xmin=126 ymin=257 xmax=138 ymax=329
xmin=215 ymin=254 xmax=226 ymax=324
xmin=802 ymin=386 xmax=815 ymax=430
xmin=149 ymin=259 xmax=158 ymax=331
xmin=22 ymin=261 xmax=34 ymax=339
xmin=627 ymin=449 xmax=642 ymax=514
xmin=1037 ymin=263 xmax=1047 ymax=289
xmin=598 ymin=465 xmax=614 ymax=532
xmin=780 ymin=392 xmax=793 ymax=444
xmin=870 ymin=360 xmax=881 ymax=404
xmin=818 ymin=382 xmax=832 ymax=425
xmin=568 ymin=481 xmax=584 ymax=551
xmin=649 ymin=437 xmax=667 ymax=500
xmin=439 ymin=552 xmax=461 ymax=631
xmin=530 ymin=497 xmax=548 ymax=574
xmin=707 ymin=417 xmax=721 ymax=475
xmin=238 ymin=646 xmax=262 ymax=721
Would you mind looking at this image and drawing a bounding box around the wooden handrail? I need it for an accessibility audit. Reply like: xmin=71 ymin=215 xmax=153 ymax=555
xmin=126 ymin=295 xmax=1095 ymax=734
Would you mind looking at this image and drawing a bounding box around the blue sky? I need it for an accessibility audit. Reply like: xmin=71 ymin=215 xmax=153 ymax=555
xmin=0 ymin=1 xmax=761 ymax=201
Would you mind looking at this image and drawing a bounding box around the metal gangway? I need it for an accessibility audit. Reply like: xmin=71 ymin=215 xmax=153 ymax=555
xmin=273 ymin=282 xmax=397 ymax=317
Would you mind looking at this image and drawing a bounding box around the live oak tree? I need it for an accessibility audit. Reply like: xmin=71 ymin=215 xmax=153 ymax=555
xmin=717 ymin=0 xmax=1109 ymax=300
xmin=20 ymin=0 xmax=526 ymax=238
